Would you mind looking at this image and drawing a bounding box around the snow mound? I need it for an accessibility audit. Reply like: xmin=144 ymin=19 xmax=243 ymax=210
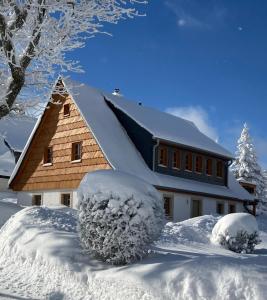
xmin=78 ymin=170 xmax=164 ymax=265
xmin=157 ymin=215 xmax=219 ymax=246
xmin=211 ymin=213 xmax=261 ymax=253
xmin=0 ymin=200 xmax=21 ymax=227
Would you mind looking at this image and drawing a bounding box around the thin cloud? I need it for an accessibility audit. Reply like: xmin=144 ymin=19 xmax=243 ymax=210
xmin=165 ymin=0 xmax=227 ymax=30
xmin=165 ymin=106 xmax=219 ymax=141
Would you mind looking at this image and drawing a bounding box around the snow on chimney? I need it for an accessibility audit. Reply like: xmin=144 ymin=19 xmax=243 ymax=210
xmin=112 ymin=88 xmax=122 ymax=96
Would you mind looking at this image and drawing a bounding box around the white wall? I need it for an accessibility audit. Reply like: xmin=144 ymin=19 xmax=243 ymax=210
xmin=159 ymin=190 xmax=246 ymax=222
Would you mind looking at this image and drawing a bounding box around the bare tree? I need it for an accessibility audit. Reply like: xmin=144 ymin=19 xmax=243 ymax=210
xmin=0 ymin=0 xmax=145 ymax=119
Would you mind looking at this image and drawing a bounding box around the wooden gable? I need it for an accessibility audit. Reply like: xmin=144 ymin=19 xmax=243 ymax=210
xmin=10 ymin=92 xmax=111 ymax=191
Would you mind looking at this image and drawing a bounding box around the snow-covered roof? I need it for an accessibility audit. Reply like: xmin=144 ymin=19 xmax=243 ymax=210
xmin=9 ymin=79 xmax=253 ymax=201
xmin=105 ymin=93 xmax=233 ymax=159
xmin=0 ymin=116 xmax=36 ymax=177
xmin=0 ymin=116 xmax=36 ymax=152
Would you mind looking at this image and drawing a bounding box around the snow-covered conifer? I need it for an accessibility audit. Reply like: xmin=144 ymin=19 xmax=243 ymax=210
xmin=231 ymin=123 xmax=265 ymax=207
xmin=78 ymin=170 xmax=164 ymax=265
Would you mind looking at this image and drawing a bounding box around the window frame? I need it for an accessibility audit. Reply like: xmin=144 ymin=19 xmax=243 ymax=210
xmin=32 ymin=194 xmax=42 ymax=206
xmin=206 ymin=158 xmax=213 ymax=176
xmin=195 ymin=155 xmax=203 ymax=174
xmin=43 ymin=146 xmax=53 ymax=166
xmin=191 ymin=198 xmax=202 ymax=218
xmin=71 ymin=142 xmax=82 ymax=162
xmin=172 ymin=149 xmax=181 ymax=170
xmin=216 ymin=202 xmax=225 ymax=215
xmin=61 ymin=193 xmax=71 ymax=207
xmin=185 ymin=152 xmax=193 ymax=172
xmin=228 ymin=203 xmax=236 ymax=214
xmin=63 ymin=103 xmax=70 ymax=117
xmin=163 ymin=195 xmax=173 ymax=220
xmin=216 ymin=160 xmax=223 ymax=178
xmin=158 ymin=146 xmax=168 ymax=167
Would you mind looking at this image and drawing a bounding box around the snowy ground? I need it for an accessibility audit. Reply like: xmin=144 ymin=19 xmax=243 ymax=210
xmin=0 ymin=199 xmax=267 ymax=299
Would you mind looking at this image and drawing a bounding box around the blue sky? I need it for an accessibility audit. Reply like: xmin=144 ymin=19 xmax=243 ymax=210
xmin=68 ymin=0 xmax=267 ymax=168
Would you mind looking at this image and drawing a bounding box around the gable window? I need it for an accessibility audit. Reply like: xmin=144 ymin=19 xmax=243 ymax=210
xmin=185 ymin=152 xmax=193 ymax=172
xmin=158 ymin=146 xmax=168 ymax=167
xmin=32 ymin=195 xmax=42 ymax=206
xmin=163 ymin=195 xmax=173 ymax=220
xmin=172 ymin=149 xmax=181 ymax=169
xmin=229 ymin=203 xmax=236 ymax=214
xmin=195 ymin=155 xmax=203 ymax=173
xmin=216 ymin=202 xmax=224 ymax=215
xmin=206 ymin=158 xmax=213 ymax=176
xmin=71 ymin=142 xmax=82 ymax=161
xmin=63 ymin=104 xmax=70 ymax=117
xmin=216 ymin=160 xmax=223 ymax=178
xmin=44 ymin=146 xmax=53 ymax=165
xmin=61 ymin=193 xmax=71 ymax=207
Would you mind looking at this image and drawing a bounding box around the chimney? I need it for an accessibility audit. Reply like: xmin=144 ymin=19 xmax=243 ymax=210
xmin=112 ymin=88 xmax=122 ymax=96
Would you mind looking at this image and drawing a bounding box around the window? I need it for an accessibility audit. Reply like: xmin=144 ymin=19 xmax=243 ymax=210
xmin=163 ymin=196 xmax=173 ymax=220
xmin=195 ymin=155 xmax=203 ymax=173
xmin=63 ymin=104 xmax=70 ymax=116
xmin=216 ymin=160 xmax=223 ymax=178
xmin=229 ymin=203 xmax=236 ymax=214
xmin=71 ymin=142 xmax=82 ymax=161
xmin=185 ymin=152 xmax=193 ymax=171
xmin=191 ymin=199 xmax=202 ymax=218
xmin=172 ymin=149 xmax=181 ymax=169
xmin=206 ymin=158 xmax=213 ymax=176
xmin=32 ymin=195 xmax=42 ymax=206
xmin=61 ymin=193 xmax=71 ymax=207
xmin=44 ymin=147 xmax=53 ymax=164
xmin=216 ymin=202 xmax=224 ymax=215
xmin=158 ymin=146 xmax=168 ymax=167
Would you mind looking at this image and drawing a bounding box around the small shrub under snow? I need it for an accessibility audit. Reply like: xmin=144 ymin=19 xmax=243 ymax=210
xmin=78 ymin=170 xmax=164 ymax=265
xmin=211 ymin=213 xmax=261 ymax=253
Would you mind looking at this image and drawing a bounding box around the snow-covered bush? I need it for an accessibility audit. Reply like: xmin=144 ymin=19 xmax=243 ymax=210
xmin=78 ymin=170 xmax=164 ymax=265
xmin=211 ymin=213 xmax=261 ymax=253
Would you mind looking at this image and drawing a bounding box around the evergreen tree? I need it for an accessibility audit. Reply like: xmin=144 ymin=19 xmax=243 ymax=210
xmin=231 ymin=123 xmax=266 ymax=208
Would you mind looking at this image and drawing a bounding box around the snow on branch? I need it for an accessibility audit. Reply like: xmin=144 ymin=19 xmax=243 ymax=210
xmin=0 ymin=0 xmax=147 ymax=119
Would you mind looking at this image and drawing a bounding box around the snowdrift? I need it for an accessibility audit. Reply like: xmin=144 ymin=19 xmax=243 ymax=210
xmin=0 ymin=207 xmax=267 ymax=300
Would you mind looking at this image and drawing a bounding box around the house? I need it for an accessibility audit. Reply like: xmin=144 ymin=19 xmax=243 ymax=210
xmin=0 ymin=116 xmax=36 ymax=192
xmin=8 ymin=79 xmax=255 ymax=221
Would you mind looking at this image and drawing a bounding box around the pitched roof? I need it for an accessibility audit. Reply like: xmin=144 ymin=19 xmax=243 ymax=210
xmin=9 ymin=79 xmax=253 ymax=201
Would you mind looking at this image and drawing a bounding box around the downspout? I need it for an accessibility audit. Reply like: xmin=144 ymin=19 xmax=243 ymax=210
xmin=226 ymin=159 xmax=233 ymax=187
xmin=152 ymin=138 xmax=160 ymax=172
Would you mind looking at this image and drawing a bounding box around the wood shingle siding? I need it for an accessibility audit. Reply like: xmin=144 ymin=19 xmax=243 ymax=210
xmin=10 ymin=93 xmax=111 ymax=191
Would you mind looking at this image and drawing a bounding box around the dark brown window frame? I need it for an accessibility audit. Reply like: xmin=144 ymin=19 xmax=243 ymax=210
xmin=185 ymin=152 xmax=193 ymax=172
xmin=43 ymin=146 xmax=53 ymax=165
xmin=228 ymin=203 xmax=236 ymax=214
xmin=63 ymin=103 xmax=70 ymax=117
xmin=61 ymin=193 xmax=71 ymax=207
xmin=32 ymin=194 xmax=42 ymax=206
xmin=158 ymin=146 xmax=168 ymax=167
xmin=216 ymin=202 xmax=225 ymax=215
xmin=195 ymin=155 xmax=203 ymax=173
xmin=216 ymin=160 xmax=223 ymax=178
xmin=71 ymin=142 xmax=82 ymax=162
xmin=206 ymin=158 xmax=213 ymax=176
xmin=172 ymin=149 xmax=181 ymax=169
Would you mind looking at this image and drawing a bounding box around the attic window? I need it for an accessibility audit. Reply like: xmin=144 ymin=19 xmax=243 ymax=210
xmin=206 ymin=158 xmax=213 ymax=176
xmin=63 ymin=104 xmax=70 ymax=116
xmin=72 ymin=142 xmax=82 ymax=161
xmin=195 ymin=155 xmax=203 ymax=173
xmin=44 ymin=147 xmax=53 ymax=165
xmin=185 ymin=153 xmax=193 ymax=172
xmin=158 ymin=146 xmax=168 ymax=167
xmin=216 ymin=160 xmax=223 ymax=178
